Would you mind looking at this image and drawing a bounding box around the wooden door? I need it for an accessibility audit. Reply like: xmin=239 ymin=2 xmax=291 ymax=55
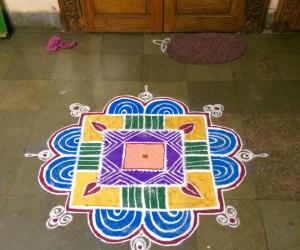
xmin=60 ymin=0 xmax=267 ymax=33
xmin=79 ymin=0 xmax=163 ymax=32
xmin=164 ymin=0 xmax=247 ymax=32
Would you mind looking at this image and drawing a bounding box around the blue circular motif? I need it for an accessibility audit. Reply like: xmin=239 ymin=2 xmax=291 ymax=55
xmin=208 ymin=128 xmax=238 ymax=155
xmin=145 ymin=100 xmax=185 ymax=114
xmin=211 ymin=156 xmax=240 ymax=187
xmin=52 ymin=127 xmax=81 ymax=155
xmin=93 ymin=209 xmax=143 ymax=238
xmin=144 ymin=210 xmax=194 ymax=239
xmin=45 ymin=156 xmax=76 ymax=191
xmin=107 ymin=98 xmax=144 ymax=114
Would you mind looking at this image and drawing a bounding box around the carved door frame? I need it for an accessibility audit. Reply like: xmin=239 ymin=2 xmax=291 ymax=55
xmin=58 ymin=0 xmax=270 ymax=33
xmin=273 ymin=0 xmax=300 ymax=32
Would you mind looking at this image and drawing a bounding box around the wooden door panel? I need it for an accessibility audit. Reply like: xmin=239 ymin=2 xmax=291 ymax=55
xmin=274 ymin=0 xmax=300 ymax=32
xmin=80 ymin=0 xmax=163 ymax=32
xmin=59 ymin=0 xmax=268 ymax=33
xmin=94 ymin=0 xmax=147 ymax=14
xmin=164 ymin=0 xmax=247 ymax=32
xmin=177 ymin=0 xmax=231 ymax=14
xmin=295 ymin=10 xmax=300 ymax=31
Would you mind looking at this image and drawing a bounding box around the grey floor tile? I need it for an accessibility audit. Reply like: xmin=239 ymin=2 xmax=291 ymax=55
xmin=0 ymin=80 xmax=49 ymax=111
xmin=4 ymin=52 xmax=57 ymax=80
xmin=244 ymin=34 xmax=273 ymax=56
xmin=59 ymin=214 xmax=130 ymax=250
xmin=143 ymin=55 xmax=186 ymax=81
xmin=274 ymin=54 xmax=300 ymax=80
xmin=0 ymin=38 xmax=16 ymax=55
xmin=26 ymin=110 xmax=76 ymax=149
xmin=51 ymin=53 xmax=101 ymax=80
xmin=151 ymin=231 xmax=197 ymax=250
xmin=211 ymin=113 xmax=246 ymax=139
xmin=237 ymin=80 xmax=292 ymax=113
xmin=270 ymin=34 xmax=300 ymax=54
xmin=0 ymin=197 xmax=7 ymax=220
xmin=231 ymin=54 xmax=281 ymax=81
xmin=102 ymin=54 xmax=142 ymax=81
xmin=11 ymin=157 xmax=44 ymax=196
xmin=285 ymin=81 xmax=300 ymax=114
xmin=252 ymin=151 xmax=300 ymax=200
xmin=0 ymin=52 xmax=14 ymax=79
xmin=260 ymin=200 xmax=300 ymax=250
xmin=197 ymin=200 xmax=268 ymax=250
xmin=242 ymin=113 xmax=300 ymax=152
xmin=143 ymin=81 xmax=189 ymax=104
xmin=58 ymin=33 xmax=103 ymax=54
xmin=188 ymin=82 xmax=241 ymax=113
xmin=0 ymin=195 xmax=63 ymax=250
xmin=187 ymin=63 xmax=233 ymax=81
xmin=102 ymin=33 xmax=143 ymax=54
xmin=0 ymin=111 xmax=36 ymax=151
xmin=0 ymin=147 xmax=24 ymax=196
xmin=7 ymin=32 xmax=51 ymax=54
xmin=93 ymin=81 xmax=142 ymax=110
xmin=40 ymin=80 xmax=95 ymax=113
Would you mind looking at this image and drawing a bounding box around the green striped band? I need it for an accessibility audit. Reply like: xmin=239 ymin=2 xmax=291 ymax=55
xmin=145 ymin=116 xmax=164 ymax=129
xmin=122 ymin=187 xmax=143 ymax=208
xmin=185 ymin=155 xmax=210 ymax=170
xmin=78 ymin=143 xmax=102 ymax=157
xmin=125 ymin=115 xmax=144 ymax=129
xmin=144 ymin=187 xmax=166 ymax=209
xmin=79 ymin=151 xmax=101 ymax=155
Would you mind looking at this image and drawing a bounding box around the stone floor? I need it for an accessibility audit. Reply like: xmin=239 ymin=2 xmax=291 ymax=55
xmin=0 ymin=31 xmax=299 ymax=250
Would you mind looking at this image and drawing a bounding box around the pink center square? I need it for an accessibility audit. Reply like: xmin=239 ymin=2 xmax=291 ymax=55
xmin=123 ymin=143 xmax=165 ymax=170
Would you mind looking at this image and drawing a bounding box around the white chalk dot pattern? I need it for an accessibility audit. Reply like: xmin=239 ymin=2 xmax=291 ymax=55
xmin=216 ymin=205 xmax=240 ymax=228
xmin=24 ymin=150 xmax=53 ymax=161
xmin=69 ymin=103 xmax=90 ymax=117
xmin=152 ymin=38 xmax=171 ymax=53
xmin=46 ymin=205 xmax=73 ymax=229
xmin=203 ymin=104 xmax=224 ymax=118
xmin=130 ymin=235 xmax=151 ymax=250
xmin=236 ymin=149 xmax=269 ymax=162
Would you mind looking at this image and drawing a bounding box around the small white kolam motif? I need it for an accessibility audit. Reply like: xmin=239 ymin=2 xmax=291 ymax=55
xmin=203 ymin=104 xmax=224 ymax=118
xmin=24 ymin=150 xmax=53 ymax=162
xmin=138 ymin=85 xmax=153 ymax=101
xmin=216 ymin=205 xmax=240 ymax=228
xmin=130 ymin=234 xmax=151 ymax=250
xmin=236 ymin=149 xmax=269 ymax=162
xmin=152 ymin=38 xmax=171 ymax=53
xmin=69 ymin=103 xmax=90 ymax=117
xmin=46 ymin=206 xmax=73 ymax=229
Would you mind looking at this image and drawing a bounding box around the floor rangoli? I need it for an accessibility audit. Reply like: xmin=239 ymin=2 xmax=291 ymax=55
xmin=25 ymin=86 xmax=268 ymax=249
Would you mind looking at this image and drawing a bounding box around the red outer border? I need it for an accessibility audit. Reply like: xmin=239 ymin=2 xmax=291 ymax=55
xmin=38 ymin=95 xmax=246 ymax=246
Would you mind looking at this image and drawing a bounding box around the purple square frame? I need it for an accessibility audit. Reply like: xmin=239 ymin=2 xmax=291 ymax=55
xmin=98 ymin=130 xmax=185 ymax=186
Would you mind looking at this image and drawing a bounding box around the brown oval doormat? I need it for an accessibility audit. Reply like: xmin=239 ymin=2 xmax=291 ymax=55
xmin=165 ymin=33 xmax=247 ymax=65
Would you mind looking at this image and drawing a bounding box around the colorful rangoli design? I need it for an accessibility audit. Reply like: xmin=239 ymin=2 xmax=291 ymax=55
xmin=26 ymin=86 xmax=267 ymax=249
